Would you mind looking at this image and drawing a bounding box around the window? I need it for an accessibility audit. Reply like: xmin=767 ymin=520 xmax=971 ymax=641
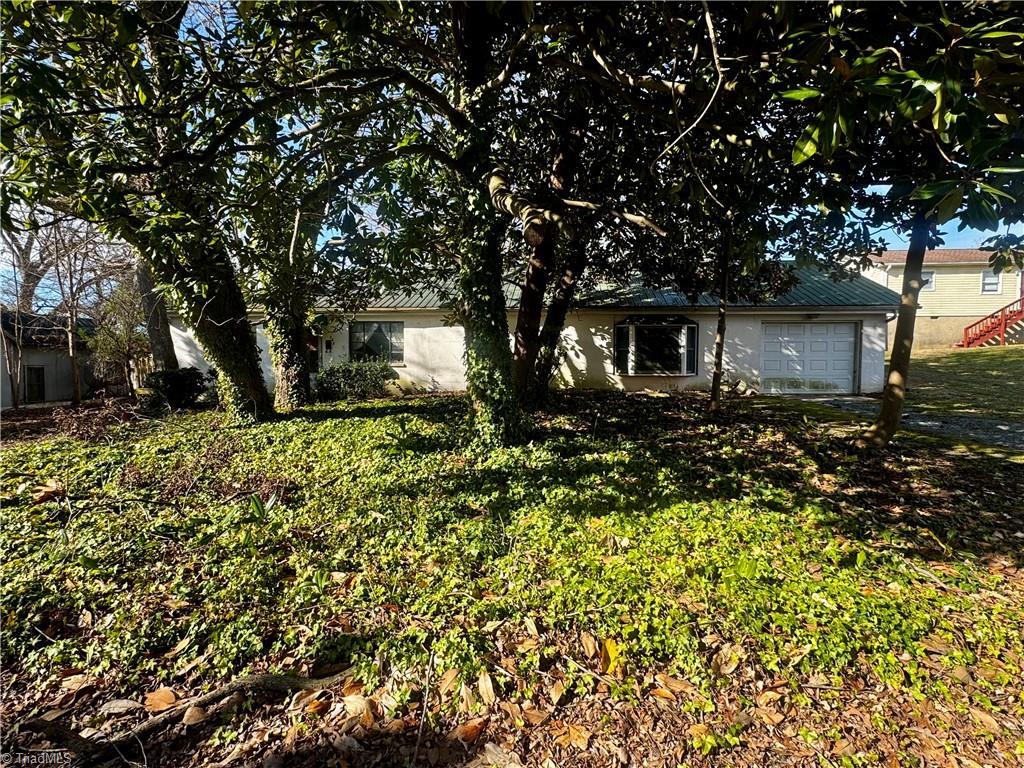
xmin=349 ymin=321 xmax=404 ymax=363
xmin=613 ymin=317 xmax=697 ymax=376
xmin=981 ymin=269 xmax=1001 ymax=294
xmin=920 ymin=271 xmax=936 ymax=291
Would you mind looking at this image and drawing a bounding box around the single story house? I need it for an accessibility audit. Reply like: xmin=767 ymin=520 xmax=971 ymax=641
xmin=0 ymin=311 xmax=95 ymax=408
xmin=863 ymin=249 xmax=1024 ymax=348
xmin=171 ymin=268 xmax=900 ymax=397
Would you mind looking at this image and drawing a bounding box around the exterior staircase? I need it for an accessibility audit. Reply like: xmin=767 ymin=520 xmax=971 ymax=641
xmin=956 ymin=296 xmax=1024 ymax=347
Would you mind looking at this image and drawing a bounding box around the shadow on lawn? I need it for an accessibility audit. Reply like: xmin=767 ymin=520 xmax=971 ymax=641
xmin=282 ymin=395 xmax=470 ymax=425
xmin=390 ymin=389 xmax=1024 ymax=567
xmin=735 ymin=394 xmax=1024 ymax=566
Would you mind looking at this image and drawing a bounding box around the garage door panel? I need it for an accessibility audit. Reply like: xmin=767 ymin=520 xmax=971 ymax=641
xmin=761 ymin=322 xmax=857 ymax=394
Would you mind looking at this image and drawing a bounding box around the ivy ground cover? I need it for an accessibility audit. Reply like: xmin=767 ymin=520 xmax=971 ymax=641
xmin=2 ymin=393 xmax=1022 ymax=766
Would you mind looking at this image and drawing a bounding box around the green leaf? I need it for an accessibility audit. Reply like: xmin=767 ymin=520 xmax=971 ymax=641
xmin=136 ymin=84 xmax=147 ymax=106
xmin=780 ymin=88 xmax=823 ymax=102
xmin=932 ymin=186 xmax=964 ymax=223
xmin=910 ymin=181 xmax=959 ymax=201
xmin=984 ymin=167 xmax=1024 ymax=174
xmin=792 ymin=123 xmax=821 ymax=165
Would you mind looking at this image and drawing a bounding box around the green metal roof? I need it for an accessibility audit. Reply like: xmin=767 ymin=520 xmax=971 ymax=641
xmin=365 ymin=268 xmax=900 ymax=311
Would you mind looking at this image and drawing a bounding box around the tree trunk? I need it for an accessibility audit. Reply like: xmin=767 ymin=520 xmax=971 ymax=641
xmin=134 ymin=3 xmax=269 ymax=421
xmin=136 ymin=258 xmax=179 ymax=371
xmin=531 ymin=244 xmax=587 ymax=402
xmin=265 ymin=310 xmax=311 ymax=412
xmin=154 ymin=249 xmax=271 ymax=421
xmin=459 ymin=221 xmax=525 ymax=448
xmin=17 ymin=272 xmax=44 ymax=313
xmin=511 ymin=110 xmax=584 ymax=401
xmin=708 ymin=243 xmax=731 ymax=414
xmin=125 ymin=232 xmax=272 ymax=422
xmin=124 ymin=360 xmax=135 ymax=396
xmin=2 ymin=334 xmax=22 ymax=410
xmin=67 ymin=321 xmax=81 ymax=406
xmin=859 ymin=212 xmax=931 ymax=448
xmin=512 ymin=234 xmax=556 ymax=396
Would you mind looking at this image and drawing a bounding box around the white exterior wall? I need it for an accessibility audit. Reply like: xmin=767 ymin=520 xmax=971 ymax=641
xmin=319 ymin=313 xmax=467 ymax=392
xmin=169 ymin=309 xmax=891 ymax=398
xmin=168 ymin=317 xmax=276 ymax=388
xmin=554 ymin=311 xmax=888 ymax=395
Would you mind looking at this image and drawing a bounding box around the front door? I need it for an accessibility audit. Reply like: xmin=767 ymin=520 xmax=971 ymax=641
xmin=24 ymin=365 xmax=45 ymax=403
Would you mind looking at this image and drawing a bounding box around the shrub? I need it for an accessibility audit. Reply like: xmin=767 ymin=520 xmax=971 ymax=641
xmin=144 ymin=366 xmax=208 ymax=408
xmin=316 ymin=361 xmax=398 ymax=401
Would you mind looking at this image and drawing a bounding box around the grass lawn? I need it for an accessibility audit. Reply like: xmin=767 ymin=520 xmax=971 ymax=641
xmin=907 ymin=345 xmax=1024 ymax=421
xmin=2 ymin=393 xmax=1023 ymax=767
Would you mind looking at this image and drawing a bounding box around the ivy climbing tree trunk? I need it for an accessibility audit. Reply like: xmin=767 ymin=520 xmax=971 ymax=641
xmin=458 ymin=219 xmax=525 ymax=448
xmin=118 ymin=223 xmax=273 ymax=422
xmin=135 ymin=258 xmax=179 ymax=371
xmin=859 ymin=212 xmax=931 ymax=448
xmin=264 ymin=303 xmax=311 ymax=412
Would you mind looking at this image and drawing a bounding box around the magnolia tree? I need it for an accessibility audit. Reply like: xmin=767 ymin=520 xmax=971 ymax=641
xmin=1 ymin=2 xmax=385 ymax=420
xmin=781 ymin=3 xmax=1024 ymax=446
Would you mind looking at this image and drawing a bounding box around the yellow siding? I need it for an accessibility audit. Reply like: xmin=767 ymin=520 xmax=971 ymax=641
xmin=883 ymin=264 xmax=1022 ymax=317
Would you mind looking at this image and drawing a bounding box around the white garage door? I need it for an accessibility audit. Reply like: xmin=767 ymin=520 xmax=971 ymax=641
xmin=761 ymin=322 xmax=858 ymax=394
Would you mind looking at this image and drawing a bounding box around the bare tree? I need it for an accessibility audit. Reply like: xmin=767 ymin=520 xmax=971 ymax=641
xmin=1 ymin=249 xmax=28 ymax=409
xmin=1 ymin=207 xmax=55 ymax=312
xmin=34 ymin=217 xmax=134 ymax=405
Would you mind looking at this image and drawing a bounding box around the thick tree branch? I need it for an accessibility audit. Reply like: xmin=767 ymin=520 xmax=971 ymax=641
xmin=487 ymin=168 xmax=564 ymax=244
xmin=588 ymin=42 xmax=690 ymax=98
xmin=561 ymin=198 xmax=668 ymax=236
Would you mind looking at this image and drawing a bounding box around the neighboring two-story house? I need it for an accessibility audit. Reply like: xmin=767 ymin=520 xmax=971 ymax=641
xmin=864 ymin=249 xmax=1024 ymax=348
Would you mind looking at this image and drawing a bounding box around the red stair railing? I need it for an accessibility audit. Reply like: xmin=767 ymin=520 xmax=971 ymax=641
xmin=961 ymin=296 xmax=1024 ymax=347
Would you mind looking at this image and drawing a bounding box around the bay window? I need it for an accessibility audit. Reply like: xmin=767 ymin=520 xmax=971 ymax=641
xmin=613 ymin=316 xmax=698 ymax=375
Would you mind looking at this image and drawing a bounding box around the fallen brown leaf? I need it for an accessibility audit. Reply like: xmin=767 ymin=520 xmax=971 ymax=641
xmin=478 ymin=670 xmax=497 ymax=706
xmin=144 ymin=686 xmax=177 ymax=713
xmin=448 ymin=716 xmax=487 ymax=744
xmin=182 ymin=704 xmax=208 ymax=725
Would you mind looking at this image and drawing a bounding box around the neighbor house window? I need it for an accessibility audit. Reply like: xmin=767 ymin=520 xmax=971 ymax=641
xmin=613 ymin=316 xmax=697 ymax=375
xmin=920 ymin=271 xmax=936 ymax=291
xmin=981 ymin=269 xmax=1001 ymax=294
xmin=349 ymin=321 xmax=404 ymax=363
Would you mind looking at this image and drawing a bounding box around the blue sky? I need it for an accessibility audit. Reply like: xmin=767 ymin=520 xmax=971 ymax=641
xmin=879 ymin=219 xmax=1024 ymax=250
